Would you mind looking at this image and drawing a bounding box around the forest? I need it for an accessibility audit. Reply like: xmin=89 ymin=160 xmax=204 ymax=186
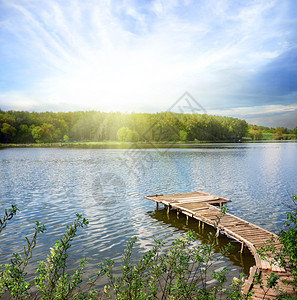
xmin=0 ymin=109 xmax=296 ymax=144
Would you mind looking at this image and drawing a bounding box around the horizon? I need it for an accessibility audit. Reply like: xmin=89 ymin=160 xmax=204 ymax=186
xmin=1 ymin=0 xmax=297 ymax=129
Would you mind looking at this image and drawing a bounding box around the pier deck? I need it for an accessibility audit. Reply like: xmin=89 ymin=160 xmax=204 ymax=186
xmin=145 ymin=191 xmax=295 ymax=299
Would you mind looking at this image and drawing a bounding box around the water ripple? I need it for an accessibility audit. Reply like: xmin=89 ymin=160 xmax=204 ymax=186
xmin=0 ymin=144 xmax=296 ymax=285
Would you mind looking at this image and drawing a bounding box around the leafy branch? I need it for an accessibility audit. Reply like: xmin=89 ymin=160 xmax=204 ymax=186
xmin=0 ymin=205 xmax=18 ymax=233
xmin=35 ymin=214 xmax=89 ymax=300
xmin=0 ymin=221 xmax=46 ymax=299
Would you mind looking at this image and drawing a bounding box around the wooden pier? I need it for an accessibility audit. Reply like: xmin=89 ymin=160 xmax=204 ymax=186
xmin=145 ymin=191 xmax=295 ymax=299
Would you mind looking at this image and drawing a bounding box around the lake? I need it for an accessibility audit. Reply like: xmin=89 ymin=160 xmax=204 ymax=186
xmin=0 ymin=143 xmax=296 ymax=285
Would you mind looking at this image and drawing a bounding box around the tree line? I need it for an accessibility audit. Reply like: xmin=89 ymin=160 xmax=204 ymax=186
xmin=0 ymin=109 xmax=293 ymax=144
xmin=248 ymin=124 xmax=297 ymax=140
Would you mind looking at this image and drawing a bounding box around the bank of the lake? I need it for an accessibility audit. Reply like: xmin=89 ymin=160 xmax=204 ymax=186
xmin=1 ymin=139 xmax=297 ymax=149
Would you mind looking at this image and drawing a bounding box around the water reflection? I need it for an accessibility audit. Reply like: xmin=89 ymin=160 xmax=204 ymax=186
xmin=147 ymin=207 xmax=255 ymax=276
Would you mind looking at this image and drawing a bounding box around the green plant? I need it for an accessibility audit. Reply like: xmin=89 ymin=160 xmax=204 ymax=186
xmin=253 ymin=271 xmax=280 ymax=299
xmin=0 ymin=205 xmax=18 ymax=233
xmin=0 ymin=221 xmax=46 ymax=299
xmin=0 ymin=208 xmax=89 ymax=300
xmin=35 ymin=214 xmax=89 ymax=300
xmin=92 ymin=231 xmax=250 ymax=300
xmin=224 ymin=274 xmax=248 ymax=300
xmin=279 ymin=195 xmax=297 ymax=287
xmin=0 ymin=205 xmax=254 ymax=300
xmin=257 ymin=194 xmax=297 ymax=298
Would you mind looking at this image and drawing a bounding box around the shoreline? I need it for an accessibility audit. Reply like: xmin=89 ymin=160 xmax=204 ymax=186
xmin=1 ymin=140 xmax=297 ymax=149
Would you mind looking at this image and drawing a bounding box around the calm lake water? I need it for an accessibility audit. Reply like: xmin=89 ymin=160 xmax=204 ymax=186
xmin=0 ymin=143 xmax=296 ymax=284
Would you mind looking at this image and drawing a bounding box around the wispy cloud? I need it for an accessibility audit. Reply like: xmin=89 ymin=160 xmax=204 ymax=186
xmin=0 ymin=0 xmax=296 ymax=127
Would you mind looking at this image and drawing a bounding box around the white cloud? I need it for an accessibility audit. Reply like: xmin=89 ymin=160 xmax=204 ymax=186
xmin=208 ymin=103 xmax=297 ymax=128
xmin=209 ymin=103 xmax=297 ymax=117
xmin=0 ymin=93 xmax=41 ymax=111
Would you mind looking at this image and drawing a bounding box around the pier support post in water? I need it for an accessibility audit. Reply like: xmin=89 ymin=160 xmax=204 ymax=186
xmin=240 ymin=242 xmax=244 ymax=254
xmin=156 ymin=202 xmax=159 ymax=210
xmin=216 ymin=228 xmax=220 ymax=237
xmin=167 ymin=206 xmax=170 ymax=215
xmin=186 ymin=215 xmax=188 ymax=225
xmin=198 ymin=220 xmax=201 ymax=228
xmin=177 ymin=211 xmax=179 ymax=219
xmin=202 ymin=222 xmax=205 ymax=230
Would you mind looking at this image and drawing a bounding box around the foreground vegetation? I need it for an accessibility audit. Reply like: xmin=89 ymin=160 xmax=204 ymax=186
xmin=0 ymin=206 xmax=249 ymax=299
xmin=1 ymin=196 xmax=297 ymax=299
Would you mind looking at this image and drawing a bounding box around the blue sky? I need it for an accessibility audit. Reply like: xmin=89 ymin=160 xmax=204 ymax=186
xmin=0 ymin=0 xmax=297 ymax=128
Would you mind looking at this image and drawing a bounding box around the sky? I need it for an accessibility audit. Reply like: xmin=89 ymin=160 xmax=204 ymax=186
xmin=0 ymin=0 xmax=297 ymax=128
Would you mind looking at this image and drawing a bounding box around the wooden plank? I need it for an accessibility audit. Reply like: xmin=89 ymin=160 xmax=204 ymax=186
xmin=260 ymin=260 xmax=272 ymax=270
xmin=247 ymin=236 xmax=274 ymax=242
xmin=192 ymin=206 xmax=211 ymax=211
xmin=233 ymin=233 xmax=270 ymax=239
xmin=173 ymin=203 xmax=209 ymax=210
xmin=173 ymin=196 xmax=220 ymax=202
xmin=239 ymin=233 xmax=272 ymax=239
xmin=233 ymin=228 xmax=268 ymax=233
xmin=242 ymin=266 xmax=258 ymax=294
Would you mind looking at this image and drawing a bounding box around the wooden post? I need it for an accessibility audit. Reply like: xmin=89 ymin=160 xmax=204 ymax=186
xmin=198 ymin=220 xmax=201 ymax=228
xmin=177 ymin=211 xmax=179 ymax=219
xmin=167 ymin=206 xmax=170 ymax=215
xmin=186 ymin=215 xmax=188 ymax=225
xmin=216 ymin=228 xmax=220 ymax=237
xmin=240 ymin=242 xmax=244 ymax=254
xmin=220 ymin=202 xmax=222 ymax=209
xmin=156 ymin=202 xmax=159 ymax=210
xmin=202 ymin=222 xmax=205 ymax=230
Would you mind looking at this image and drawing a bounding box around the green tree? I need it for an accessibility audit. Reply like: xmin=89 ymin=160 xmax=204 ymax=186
xmin=293 ymin=127 xmax=297 ymax=139
xmin=180 ymin=130 xmax=188 ymax=141
xmin=31 ymin=126 xmax=44 ymax=143
xmin=249 ymin=129 xmax=263 ymax=140
xmin=117 ymin=127 xmax=138 ymax=142
xmin=41 ymin=123 xmax=55 ymax=143
xmin=17 ymin=124 xmax=33 ymax=143
xmin=32 ymin=123 xmax=55 ymax=143
xmin=130 ymin=130 xmax=139 ymax=142
xmin=0 ymin=123 xmax=16 ymax=142
xmin=276 ymin=130 xmax=284 ymax=140
xmin=63 ymin=135 xmax=69 ymax=142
